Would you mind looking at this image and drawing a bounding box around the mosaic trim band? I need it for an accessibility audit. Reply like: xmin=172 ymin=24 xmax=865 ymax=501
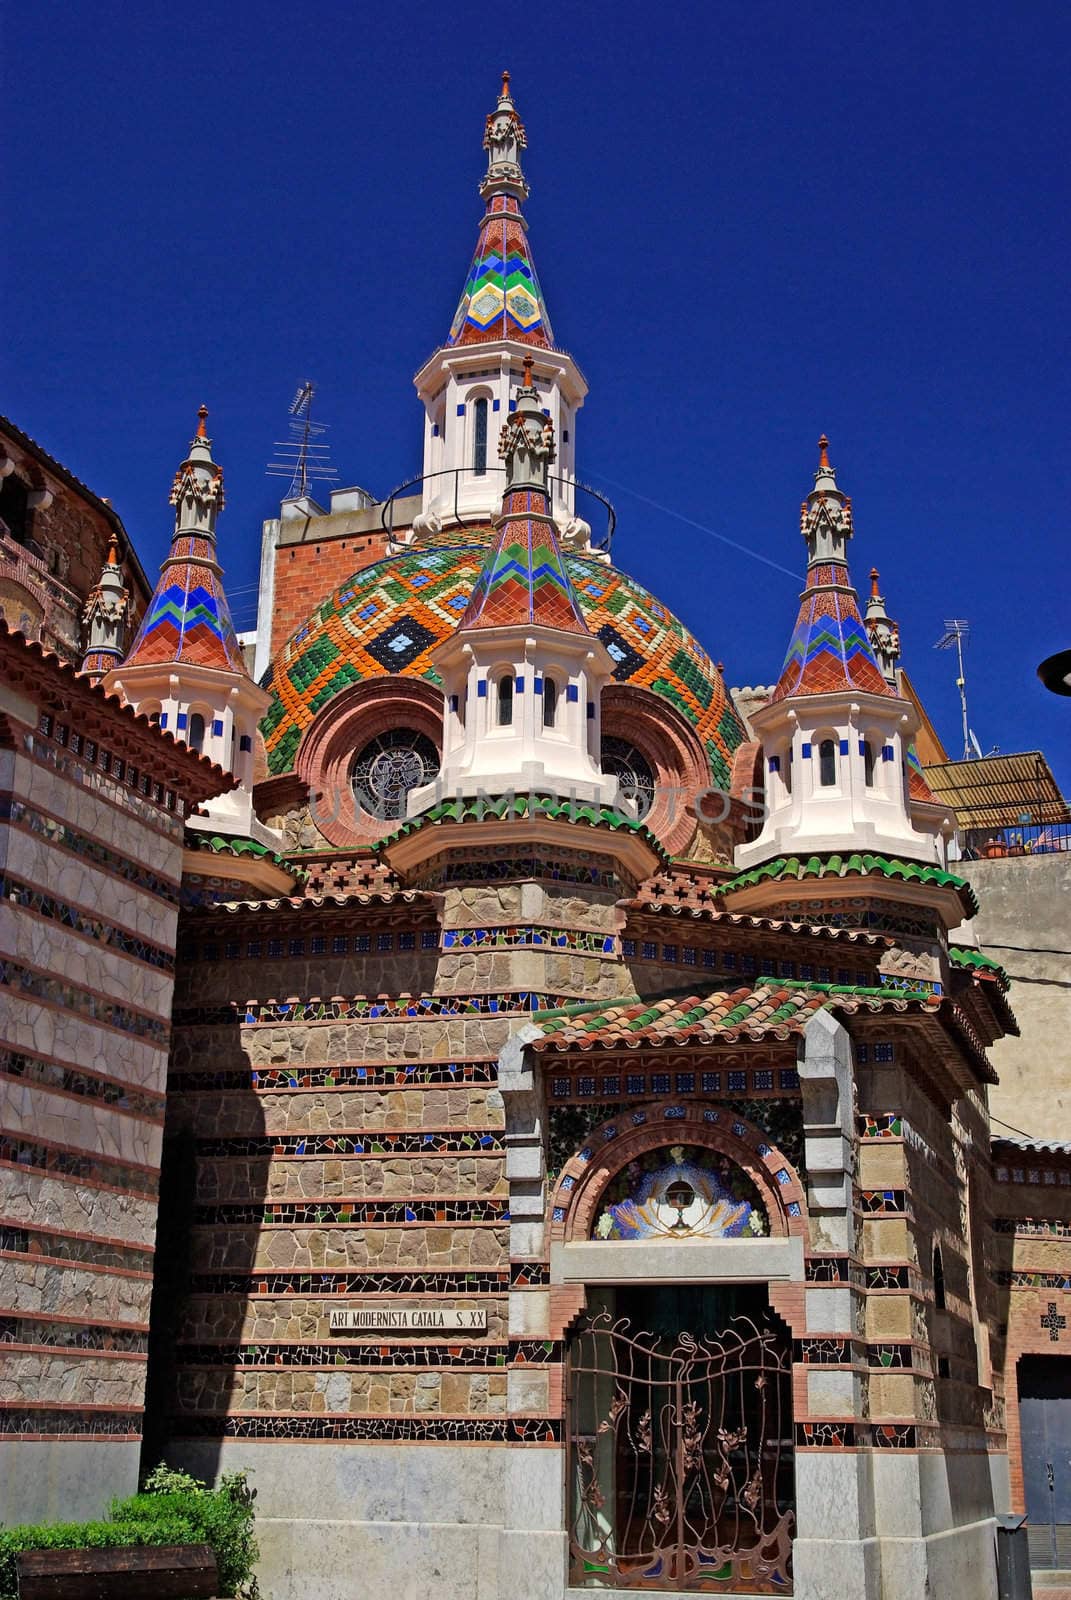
xmin=0 ymin=1048 xmax=167 ymax=1119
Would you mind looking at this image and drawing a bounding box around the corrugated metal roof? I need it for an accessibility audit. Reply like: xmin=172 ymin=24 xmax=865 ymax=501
xmin=922 ymin=751 xmax=1070 ymax=828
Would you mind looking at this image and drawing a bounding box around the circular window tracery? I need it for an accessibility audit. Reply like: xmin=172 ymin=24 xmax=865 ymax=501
xmin=601 ymin=735 xmax=655 ymax=819
xmin=351 ymin=729 xmax=440 ymax=820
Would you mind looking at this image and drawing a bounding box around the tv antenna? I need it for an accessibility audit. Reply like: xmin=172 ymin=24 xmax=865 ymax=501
xmin=267 ymin=381 xmax=339 ymax=500
xmin=934 ymin=618 xmax=972 ymax=760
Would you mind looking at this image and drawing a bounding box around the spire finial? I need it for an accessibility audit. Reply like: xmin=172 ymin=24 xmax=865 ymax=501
xmin=106 ymin=530 xmax=121 ymax=568
xmin=196 ymin=404 xmax=209 ymax=439
xmin=870 ymin=566 xmax=881 ymax=597
xmin=818 ymin=434 xmax=830 ymax=471
xmin=500 ymin=68 xmax=511 ymax=99
xmin=522 ymin=351 xmax=534 ymax=389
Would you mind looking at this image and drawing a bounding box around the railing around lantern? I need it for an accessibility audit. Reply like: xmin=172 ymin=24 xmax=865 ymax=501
xmin=379 ymin=465 xmax=616 ymax=554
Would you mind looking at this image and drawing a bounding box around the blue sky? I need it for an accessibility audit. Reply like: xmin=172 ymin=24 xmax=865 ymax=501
xmin=6 ymin=1 xmax=1069 ymax=792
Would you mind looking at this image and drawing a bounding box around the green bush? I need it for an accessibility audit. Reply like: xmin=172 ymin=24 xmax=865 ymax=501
xmin=0 ymin=1467 xmax=258 ymax=1600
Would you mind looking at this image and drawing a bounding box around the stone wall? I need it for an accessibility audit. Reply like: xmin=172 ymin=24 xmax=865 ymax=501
xmin=0 ymin=699 xmax=188 ymax=1522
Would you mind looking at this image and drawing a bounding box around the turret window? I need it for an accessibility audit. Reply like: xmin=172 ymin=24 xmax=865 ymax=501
xmin=543 ymin=677 xmax=558 ymax=729
xmin=473 ymin=398 xmax=488 ymax=476
xmin=187 ymin=713 xmax=206 ymax=755
xmin=862 ymin=741 xmax=876 ymax=786
xmin=818 ymin=739 xmax=837 ymax=787
xmin=497 ymin=674 xmax=514 ymax=727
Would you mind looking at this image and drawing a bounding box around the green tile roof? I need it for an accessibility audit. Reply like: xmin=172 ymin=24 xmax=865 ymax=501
xmin=377 ymin=793 xmax=668 ymax=862
xmin=718 ymin=853 xmax=978 ymax=915
xmin=949 ymin=944 xmax=1011 ymax=990
xmin=189 ymin=833 xmax=302 ymax=877
xmin=531 ymin=977 xmax=939 ymax=1050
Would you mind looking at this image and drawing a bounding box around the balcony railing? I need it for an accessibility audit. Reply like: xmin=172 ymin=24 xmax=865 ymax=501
xmin=379 ymin=466 xmax=616 ymax=554
xmin=961 ymin=820 xmax=1071 ymax=859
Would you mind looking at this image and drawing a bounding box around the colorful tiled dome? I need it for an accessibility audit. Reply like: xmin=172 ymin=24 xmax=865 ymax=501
xmin=260 ymin=537 xmax=746 ymax=784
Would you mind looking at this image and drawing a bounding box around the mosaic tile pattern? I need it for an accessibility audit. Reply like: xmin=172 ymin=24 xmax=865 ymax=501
xmin=0 ymin=873 xmax=175 ymax=972
xmin=447 ymin=194 xmax=552 ymax=348
xmin=261 ymin=541 xmax=746 ymax=785
xmin=460 ymin=491 xmax=588 ymax=632
xmin=193 ymin=1130 xmax=502 ymax=1159
xmin=442 ymin=924 xmax=614 ymax=954
xmin=772 ymin=562 xmax=893 ymax=702
xmin=0 ymin=1409 xmax=143 ymax=1439
xmin=0 ymin=1049 xmax=166 ymax=1119
xmin=805 ymin=1256 xmax=850 ymax=1283
xmin=797 ymin=1421 xmax=856 ymax=1448
xmin=170 ymin=1061 xmax=497 ymax=1094
xmin=193 ymin=1199 xmax=507 ymax=1226
xmin=0 ymin=1317 xmax=148 ymax=1354
xmin=0 ymin=1224 xmax=154 ymax=1274
xmin=179 ymin=1342 xmax=505 ymax=1370
xmin=173 ymin=1414 xmax=561 ymax=1443
xmin=865 ymin=1265 xmax=910 ymax=1290
xmin=0 ymin=797 xmax=180 ymax=903
xmin=0 ymin=959 xmax=169 ymax=1044
xmin=187 ymin=1270 xmax=508 ymax=1296
xmin=0 ymin=1136 xmax=159 ymax=1197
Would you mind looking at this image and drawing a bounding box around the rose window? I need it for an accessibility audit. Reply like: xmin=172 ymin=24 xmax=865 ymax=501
xmin=601 ymin=735 xmax=655 ymax=819
xmin=351 ymin=730 xmax=440 ymax=820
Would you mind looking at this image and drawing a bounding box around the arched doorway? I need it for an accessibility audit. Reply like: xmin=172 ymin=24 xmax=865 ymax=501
xmin=566 ymin=1288 xmax=794 ymax=1592
xmin=560 ymin=1136 xmax=797 ymax=1591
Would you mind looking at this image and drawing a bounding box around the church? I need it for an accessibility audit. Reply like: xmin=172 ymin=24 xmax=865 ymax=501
xmin=2 ymin=73 xmax=1069 ymax=1600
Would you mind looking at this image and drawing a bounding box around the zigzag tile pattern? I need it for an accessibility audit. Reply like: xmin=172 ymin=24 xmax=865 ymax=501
xmin=460 ymin=492 xmax=588 ymax=631
xmin=125 ymin=535 xmax=244 ymax=672
xmin=260 ymin=537 xmax=746 ymax=783
xmin=772 ymin=562 xmax=893 ymax=701
xmin=447 ymin=196 xmax=552 ymax=348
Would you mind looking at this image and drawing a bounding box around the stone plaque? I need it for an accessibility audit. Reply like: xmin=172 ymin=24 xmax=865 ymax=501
xmin=328 ymin=1306 xmax=487 ymax=1333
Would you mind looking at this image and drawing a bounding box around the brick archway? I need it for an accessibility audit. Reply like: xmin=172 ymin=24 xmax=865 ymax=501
xmin=549 ymin=1102 xmax=807 ymax=1246
xmin=294 ymin=676 xmax=443 ymax=846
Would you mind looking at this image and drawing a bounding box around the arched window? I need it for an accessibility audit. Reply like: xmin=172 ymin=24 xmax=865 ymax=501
xmin=497 ymin=674 xmax=513 ymax=727
xmin=187 ymin=713 xmax=205 ymax=754
xmin=543 ymin=677 xmax=558 ymax=729
xmin=862 ymin=740 xmax=876 ymax=787
xmin=473 ymin=398 xmax=488 ymax=477
xmin=933 ymin=1245 xmax=946 ymax=1310
xmin=601 ymin=736 xmax=656 ymax=820
xmin=351 ymin=729 xmax=440 ymax=821
xmin=819 ymin=738 xmax=837 ymax=787
xmin=783 ymin=747 xmax=793 ymax=795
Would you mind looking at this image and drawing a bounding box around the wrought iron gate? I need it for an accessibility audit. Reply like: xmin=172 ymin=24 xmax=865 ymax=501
xmin=567 ymin=1311 xmax=794 ymax=1592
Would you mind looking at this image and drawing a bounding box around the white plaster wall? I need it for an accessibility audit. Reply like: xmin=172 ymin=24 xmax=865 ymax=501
xmin=0 ymin=1441 xmax=141 ymax=1526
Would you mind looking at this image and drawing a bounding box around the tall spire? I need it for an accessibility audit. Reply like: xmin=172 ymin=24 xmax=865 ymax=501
xmin=459 ymin=358 xmax=587 ymax=633
xmin=446 ymin=72 xmax=553 ymax=348
xmin=771 ymin=436 xmax=893 ymax=701
xmin=80 ymin=530 xmax=130 ymax=681
xmin=864 ymin=566 xmax=901 ymax=687
xmin=123 ymin=408 xmax=246 ymax=672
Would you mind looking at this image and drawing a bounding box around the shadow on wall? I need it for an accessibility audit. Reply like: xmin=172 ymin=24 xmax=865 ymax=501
xmin=141 ymin=1006 xmax=267 ymax=1488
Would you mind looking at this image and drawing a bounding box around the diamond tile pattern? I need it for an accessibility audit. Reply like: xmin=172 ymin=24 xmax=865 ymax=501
xmin=772 ymin=562 xmax=893 ymax=702
xmin=447 ymin=195 xmax=552 ymax=348
xmin=260 ymin=536 xmax=746 ymax=783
